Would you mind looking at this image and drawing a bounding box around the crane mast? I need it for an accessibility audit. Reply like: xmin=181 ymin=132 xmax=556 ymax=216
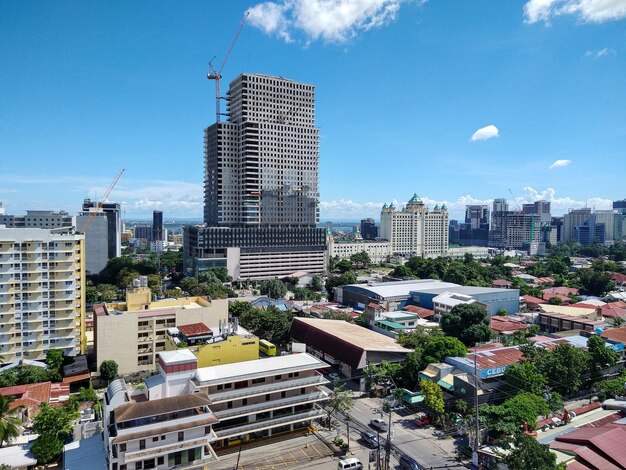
xmin=208 ymin=12 xmax=249 ymax=123
xmin=81 ymin=168 xmax=125 ymax=233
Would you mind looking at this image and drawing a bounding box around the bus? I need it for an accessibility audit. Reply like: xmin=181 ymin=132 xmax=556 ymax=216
xmin=259 ymin=339 xmax=277 ymax=357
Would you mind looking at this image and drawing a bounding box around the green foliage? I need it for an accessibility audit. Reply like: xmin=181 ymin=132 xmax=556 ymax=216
xmin=326 ymin=381 xmax=354 ymax=429
xmin=501 ymin=434 xmax=566 ymax=470
xmin=325 ymin=272 xmax=357 ymax=301
xmin=419 ymin=379 xmax=445 ymax=427
xmin=350 ymin=251 xmax=371 ymax=269
xmin=587 ymin=335 xmax=619 ymax=382
xmin=0 ymin=395 xmax=21 ymax=447
xmin=95 ymin=283 xmax=119 ymax=302
xmin=45 ymin=350 xmax=64 ymax=381
xmin=228 ymin=301 xmax=257 ymax=318
xmin=310 ymin=275 xmax=323 ymax=292
xmin=31 ymin=434 xmax=64 ymax=464
xmin=292 ymin=286 xmax=322 ymax=301
xmin=440 ymin=303 xmax=491 ymax=346
xmin=535 ymin=344 xmax=589 ymax=396
xmin=578 ymin=268 xmax=615 ymax=296
xmin=239 ymin=305 xmax=293 ymax=344
xmin=596 ymin=371 xmax=626 ymax=400
xmin=396 ymin=327 xmax=442 ymax=349
xmin=99 ymin=360 xmax=119 ymax=382
xmin=422 ymin=336 xmax=467 ymax=365
xmin=258 ymin=279 xmax=288 ymax=299
xmin=68 ymin=384 xmax=97 ymax=408
xmin=503 ymin=361 xmax=547 ymax=396
xmin=321 ymin=311 xmax=355 ymax=322
xmin=400 ymin=349 xmax=424 ymax=390
xmin=481 ymin=392 xmax=549 ymax=436
xmin=548 ymin=296 xmax=562 ymax=305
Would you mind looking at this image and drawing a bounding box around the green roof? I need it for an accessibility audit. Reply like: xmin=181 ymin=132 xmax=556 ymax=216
xmin=437 ymin=379 xmax=455 ymax=391
xmin=377 ymin=320 xmax=408 ymax=330
xmin=408 ymin=193 xmax=421 ymax=203
xmin=401 ymin=389 xmax=425 ymax=404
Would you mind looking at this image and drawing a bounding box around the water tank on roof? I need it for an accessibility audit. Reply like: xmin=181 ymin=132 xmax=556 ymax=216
xmin=595 ymin=327 xmax=603 ymax=335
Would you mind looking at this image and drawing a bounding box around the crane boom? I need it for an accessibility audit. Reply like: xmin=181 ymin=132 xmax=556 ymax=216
xmin=208 ymin=12 xmax=249 ymax=123
xmin=81 ymin=169 xmax=125 ymax=233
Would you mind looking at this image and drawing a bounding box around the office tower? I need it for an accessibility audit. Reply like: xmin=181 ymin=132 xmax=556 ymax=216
xmin=133 ymin=224 xmax=152 ymax=240
xmin=460 ymin=205 xmax=490 ymax=246
xmin=613 ymin=199 xmax=626 ymax=213
xmin=577 ymin=210 xmax=617 ymax=245
xmin=562 ymin=208 xmax=592 ymax=242
xmin=379 ymin=194 xmax=449 ymax=258
xmin=76 ymin=212 xmax=109 ymax=274
xmin=360 ymin=218 xmax=378 ymax=240
xmin=522 ymin=200 xmax=551 ymax=224
xmin=152 ymin=210 xmax=164 ymax=242
xmin=82 ymin=199 xmax=121 ymax=259
xmin=185 ymin=73 xmax=326 ymax=280
xmin=0 ymin=227 xmax=85 ymax=363
xmin=448 ymin=220 xmax=460 ymax=245
xmin=489 ymin=199 xmax=509 ymax=248
xmin=0 ymin=210 xmax=73 ymax=228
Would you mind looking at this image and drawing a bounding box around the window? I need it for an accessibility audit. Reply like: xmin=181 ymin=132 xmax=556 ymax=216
xmin=160 ymin=435 xmax=165 ymax=440
xmin=144 ymin=459 xmax=155 ymax=469
xmin=227 ymin=401 xmax=233 ymax=409
xmin=205 ymin=426 xmax=212 ymax=435
xmin=265 ymin=394 xmax=270 ymax=401
xmin=242 ymin=398 xmax=247 ymax=406
xmin=139 ymin=439 xmax=145 ymax=450
xmin=152 ymin=437 xmax=158 ymax=442
xmin=120 ymin=443 xmax=126 ymax=452
xmin=281 ymin=391 xmax=286 ymax=398
xmin=178 ymin=431 xmax=184 ymax=442
xmin=157 ymin=457 xmax=164 ymax=465
xmin=252 ymin=377 xmax=265 ymax=384
xmin=135 ymin=462 xmax=142 ymax=470
xmin=274 ymin=375 xmax=282 ymax=380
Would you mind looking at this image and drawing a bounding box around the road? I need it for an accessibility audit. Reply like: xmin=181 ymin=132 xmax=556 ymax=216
xmin=346 ymin=397 xmax=462 ymax=470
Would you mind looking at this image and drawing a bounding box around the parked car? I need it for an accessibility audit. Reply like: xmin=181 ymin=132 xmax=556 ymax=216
xmin=337 ymin=458 xmax=363 ymax=470
xmin=328 ymin=372 xmax=341 ymax=380
xmin=414 ymin=413 xmax=430 ymax=427
xmin=360 ymin=431 xmax=379 ymax=448
xmin=399 ymin=454 xmax=421 ymax=470
xmin=369 ymin=418 xmax=388 ymax=432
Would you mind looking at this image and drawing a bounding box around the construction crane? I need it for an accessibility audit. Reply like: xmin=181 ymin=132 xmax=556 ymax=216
xmin=508 ymin=188 xmax=522 ymax=211
xmin=81 ymin=169 xmax=125 ymax=233
xmin=208 ymin=12 xmax=249 ymax=123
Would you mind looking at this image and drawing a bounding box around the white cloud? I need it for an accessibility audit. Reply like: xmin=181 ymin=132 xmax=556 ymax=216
xmin=549 ymin=159 xmax=572 ymax=169
xmin=521 ymin=186 xmax=613 ymax=214
xmin=247 ymin=0 xmax=404 ymax=44
xmin=524 ymin=0 xmax=626 ymax=24
xmin=585 ymin=47 xmax=616 ymax=57
xmin=470 ymin=124 xmax=500 ymax=142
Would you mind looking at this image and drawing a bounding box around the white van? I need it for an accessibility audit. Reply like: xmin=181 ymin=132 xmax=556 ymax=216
xmin=337 ymin=458 xmax=363 ymax=470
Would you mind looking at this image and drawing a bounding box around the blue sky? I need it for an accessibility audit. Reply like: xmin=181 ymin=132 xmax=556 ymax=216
xmin=1 ymin=0 xmax=625 ymax=222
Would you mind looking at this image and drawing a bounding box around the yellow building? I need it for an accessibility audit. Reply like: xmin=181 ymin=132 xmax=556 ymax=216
xmin=165 ymin=321 xmax=259 ymax=368
xmin=0 ymin=227 xmax=86 ymax=363
xmin=94 ymin=285 xmax=229 ymax=375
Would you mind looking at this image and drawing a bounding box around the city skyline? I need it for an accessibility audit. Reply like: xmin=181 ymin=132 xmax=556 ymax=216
xmin=1 ymin=1 xmax=625 ymax=221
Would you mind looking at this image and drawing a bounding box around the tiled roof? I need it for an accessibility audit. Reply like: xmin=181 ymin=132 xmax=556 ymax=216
xmin=114 ymin=393 xmax=212 ymax=423
xmin=467 ymin=347 xmax=524 ymax=370
xmin=0 ymin=382 xmax=52 ymax=409
xmin=490 ymin=316 xmax=528 ymax=333
xmin=402 ymin=305 xmax=435 ymax=318
xmin=551 ymin=425 xmax=626 ymax=470
xmin=599 ymin=304 xmax=626 ymax=319
xmin=542 ymin=287 xmax=580 ymax=298
xmin=602 ymin=327 xmax=626 ymax=345
xmin=492 ymin=279 xmax=512 ymax=287
xmin=521 ymin=295 xmax=545 ymax=304
xmin=178 ymin=322 xmax=212 ymax=337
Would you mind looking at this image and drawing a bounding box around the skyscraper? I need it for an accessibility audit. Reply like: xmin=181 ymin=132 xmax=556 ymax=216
xmin=185 ymin=74 xmax=326 ymax=280
xmin=152 ymin=210 xmax=163 ymax=242
xmin=360 ymin=218 xmax=378 ymax=240
xmin=82 ymin=199 xmax=121 ymax=259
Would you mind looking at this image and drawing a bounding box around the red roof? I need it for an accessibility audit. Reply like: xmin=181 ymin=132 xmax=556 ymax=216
xmin=178 ymin=322 xmax=212 ymax=338
xmin=490 ymin=316 xmax=528 ymax=333
xmin=599 ymin=304 xmax=626 ymax=320
xmin=542 ymin=287 xmax=580 ymax=298
xmin=551 ymin=426 xmax=626 ymax=470
xmin=468 ymin=346 xmax=524 ymax=370
xmin=0 ymin=381 xmax=52 ymax=410
xmin=522 ymin=295 xmax=545 ymax=305
xmin=601 ymin=327 xmax=626 ymax=345
xmin=402 ymin=305 xmax=435 ymax=318
xmin=610 ymin=272 xmax=626 ymax=285
xmin=492 ymin=279 xmax=512 ymax=287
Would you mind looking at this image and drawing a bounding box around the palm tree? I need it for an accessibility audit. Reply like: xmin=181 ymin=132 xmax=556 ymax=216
xmin=0 ymin=395 xmax=21 ymax=447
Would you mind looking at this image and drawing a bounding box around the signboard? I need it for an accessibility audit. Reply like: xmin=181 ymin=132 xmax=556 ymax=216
xmin=480 ymin=366 xmax=508 ymax=378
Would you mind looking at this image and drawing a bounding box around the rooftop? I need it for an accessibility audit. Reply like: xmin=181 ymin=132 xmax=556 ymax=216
xmin=291 ymin=318 xmax=410 ymax=353
xmin=114 ymin=393 xmax=213 ymax=423
xmin=194 ymin=353 xmax=326 ymax=386
xmin=158 ymin=349 xmax=197 ymax=365
xmin=178 ymin=322 xmax=212 ymax=337
xmin=343 ymin=279 xmax=460 ymax=300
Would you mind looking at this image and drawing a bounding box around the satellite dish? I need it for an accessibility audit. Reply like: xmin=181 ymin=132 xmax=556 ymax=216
xmin=595 ymin=327 xmax=603 ymax=335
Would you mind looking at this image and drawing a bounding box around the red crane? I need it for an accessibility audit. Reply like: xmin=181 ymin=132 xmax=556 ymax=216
xmin=207 ymin=12 xmax=249 ymax=123
xmin=80 ymin=169 xmax=125 ymax=233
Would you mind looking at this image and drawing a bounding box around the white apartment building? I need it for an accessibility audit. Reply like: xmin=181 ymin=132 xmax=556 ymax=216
xmin=326 ymin=231 xmax=392 ymax=264
xmin=379 ymin=194 xmax=449 ymax=258
xmin=0 ymin=227 xmax=85 ymax=362
xmin=103 ymin=377 xmax=219 ymax=470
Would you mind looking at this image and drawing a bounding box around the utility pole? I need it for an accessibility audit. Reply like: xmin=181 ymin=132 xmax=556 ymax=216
xmin=472 ymin=343 xmax=479 ymax=468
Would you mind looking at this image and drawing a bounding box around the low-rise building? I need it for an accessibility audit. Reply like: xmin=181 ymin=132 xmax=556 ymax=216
xmin=94 ymin=284 xmax=228 ymax=375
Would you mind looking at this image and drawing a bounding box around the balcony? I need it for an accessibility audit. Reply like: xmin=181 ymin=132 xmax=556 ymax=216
xmin=214 ymin=407 xmax=325 ymax=440
xmin=123 ymin=436 xmax=214 ymax=464
xmin=205 ymin=375 xmax=329 ymax=403
xmin=214 ymin=391 xmax=327 ymax=420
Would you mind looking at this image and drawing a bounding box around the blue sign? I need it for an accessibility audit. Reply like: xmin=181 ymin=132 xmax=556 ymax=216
xmin=480 ymin=366 xmax=508 ymax=378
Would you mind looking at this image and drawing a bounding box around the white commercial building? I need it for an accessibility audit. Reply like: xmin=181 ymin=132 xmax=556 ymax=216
xmin=379 ymin=194 xmax=448 ymax=258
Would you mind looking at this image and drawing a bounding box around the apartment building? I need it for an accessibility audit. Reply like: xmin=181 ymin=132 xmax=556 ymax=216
xmin=0 ymin=210 xmax=74 ymax=229
xmin=0 ymin=227 xmax=85 ymax=363
xmin=184 ymin=73 xmax=326 ymax=281
xmin=94 ymin=284 xmax=228 ymax=374
xmin=103 ymin=378 xmax=219 ymax=470
xmin=379 ymin=194 xmax=449 ymax=258
xmin=190 ymin=353 xmax=329 ymax=449
xmin=326 ymin=228 xmax=391 ymax=264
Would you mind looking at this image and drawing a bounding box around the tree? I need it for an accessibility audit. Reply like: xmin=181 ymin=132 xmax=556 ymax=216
xmin=325 ymin=272 xmax=357 ymax=301
xmin=350 ymin=251 xmax=371 ymax=269
xmin=548 ymin=297 xmax=562 ymax=305
xmin=0 ymin=395 xmax=20 ymax=447
xmin=228 ymin=301 xmax=257 ymax=318
xmin=503 ymin=361 xmax=546 ymax=396
xmin=310 ymin=275 xmax=323 ymax=292
xmin=31 ymin=434 xmax=64 ymax=465
xmin=45 ymin=350 xmax=64 ymax=382
xmin=440 ymin=303 xmax=491 ymax=346
xmin=578 ymin=268 xmax=615 ymax=296
xmin=501 ymin=434 xmax=565 ymax=470
xmin=335 ymin=259 xmax=354 ymax=273
xmin=326 ymin=380 xmax=353 ymax=430
xmin=258 ymin=279 xmax=287 ymax=299
xmin=612 ymin=316 xmax=625 ymax=327
xmin=239 ymin=305 xmax=293 ymax=344
xmin=400 ymin=349 xmax=424 ymax=390
xmin=422 ymin=336 xmax=466 ymax=365
xmin=535 ymin=344 xmax=589 ymax=396
xmin=419 ymin=379 xmax=445 ymax=427
xmin=17 ymin=366 xmax=49 ymax=385
xmin=587 ymin=335 xmax=619 ymax=382
xmin=482 ymin=393 xmax=549 ymax=437
xmin=396 ymin=327 xmax=442 ymax=349
xmin=99 ymin=360 xmax=119 ymax=383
